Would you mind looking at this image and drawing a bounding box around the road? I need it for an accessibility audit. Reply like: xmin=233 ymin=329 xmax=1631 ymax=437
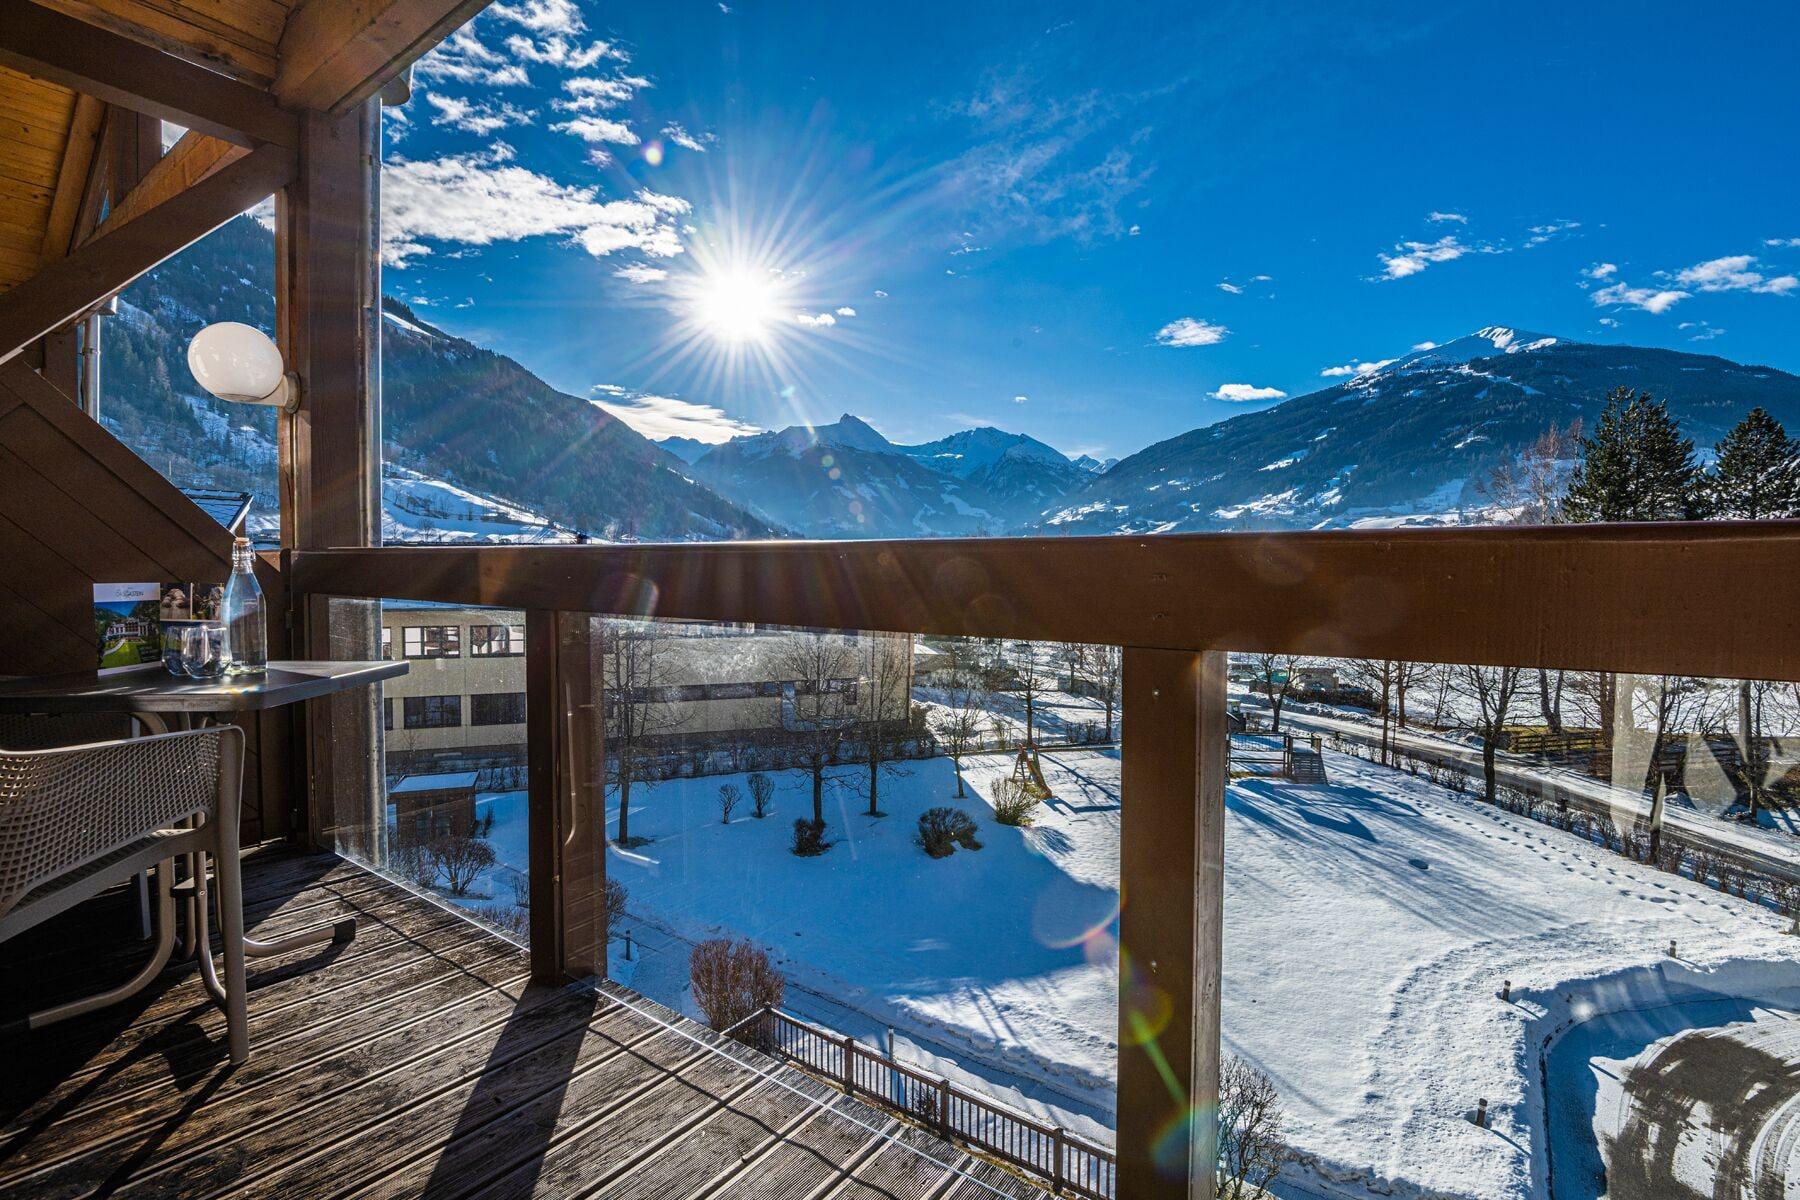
xmin=1248 ymin=701 xmax=1800 ymax=887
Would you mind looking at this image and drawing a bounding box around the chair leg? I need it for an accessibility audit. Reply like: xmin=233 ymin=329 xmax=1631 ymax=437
xmin=15 ymin=860 xmax=176 ymax=1032
xmin=213 ymin=843 xmax=249 ymax=1065
xmin=136 ymin=870 xmax=152 ymax=940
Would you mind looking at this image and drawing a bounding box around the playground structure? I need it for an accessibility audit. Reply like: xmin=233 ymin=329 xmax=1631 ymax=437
xmin=1229 ymin=731 xmax=1329 ymax=784
xmin=1011 ymin=742 xmax=1054 ymax=798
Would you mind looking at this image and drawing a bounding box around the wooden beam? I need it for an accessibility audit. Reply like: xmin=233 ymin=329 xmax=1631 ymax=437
xmin=1116 ymin=648 xmax=1226 ymax=1199
xmin=525 ymin=608 xmax=561 ymax=984
xmin=275 ymin=0 xmax=493 ymax=113
xmin=0 ymin=2 xmax=299 ymax=150
xmin=0 ymin=142 xmax=293 ymax=366
xmin=38 ymin=93 xmax=104 ymax=263
xmin=88 ymin=131 xmax=248 ymax=243
xmin=288 ymin=520 xmax=1800 ymax=683
xmin=279 ymin=104 xmax=379 ymax=551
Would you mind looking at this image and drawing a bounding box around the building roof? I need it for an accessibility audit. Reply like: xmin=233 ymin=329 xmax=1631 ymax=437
xmin=389 ymin=771 xmax=480 ymax=794
xmin=179 ymin=487 xmax=253 ymax=534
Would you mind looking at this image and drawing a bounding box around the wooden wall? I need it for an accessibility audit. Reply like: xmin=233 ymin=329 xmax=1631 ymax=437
xmin=0 ymin=357 xmax=292 ymax=841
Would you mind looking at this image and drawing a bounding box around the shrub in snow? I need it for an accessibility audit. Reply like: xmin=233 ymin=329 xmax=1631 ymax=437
xmin=719 ymin=783 xmax=742 ymax=824
xmin=1216 ymin=1055 xmax=1289 ymax=1200
xmin=747 ymin=773 xmax=774 ymax=818
xmin=432 ymin=835 xmax=496 ymax=897
xmin=989 ymin=777 xmax=1041 ymax=827
xmin=602 ymin=877 xmax=628 ymax=943
xmin=791 ymin=818 xmax=828 ymax=857
xmin=689 ymin=937 xmax=784 ymax=1047
xmin=916 ymin=807 xmax=981 ymax=858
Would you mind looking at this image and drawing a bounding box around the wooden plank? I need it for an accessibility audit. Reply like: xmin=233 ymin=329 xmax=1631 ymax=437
xmin=86 ymin=130 xmax=246 ymax=245
xmin=1116 ymin=648 xmax=1225 ymax=1200
xmin=525 ymin=608 xmax=559 ymax=984
xmin=275 ymin=0 xmax=495 ymax=113
xmin=32 ymin=0 xmax=283 ymax=85
xmin=0 ymin=4 xmax=297 ymax=149
xmin=707 ymin=1112 xmax=904 ymax=1200
xmin=289 ymin=522 xmax=1800 ymax=683
xmin=0 ymin=144 xmax=293 ymax=364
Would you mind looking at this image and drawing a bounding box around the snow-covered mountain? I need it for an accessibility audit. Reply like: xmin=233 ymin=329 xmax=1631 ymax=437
xmin=672 ymin=415 xmax=1091 ymax=538
xmin=1041 ymin=326 xmax=1800 ymax=534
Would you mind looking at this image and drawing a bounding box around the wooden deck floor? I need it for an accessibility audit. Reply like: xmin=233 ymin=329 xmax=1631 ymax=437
xmin=0 ymin=850 xmax=1049 ymax=1200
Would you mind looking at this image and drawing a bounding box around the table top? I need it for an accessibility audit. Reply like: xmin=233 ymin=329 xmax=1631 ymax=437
xmin=0 ymin=660 xmax=408 ymax=714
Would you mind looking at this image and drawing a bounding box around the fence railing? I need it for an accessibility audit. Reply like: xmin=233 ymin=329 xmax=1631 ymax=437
xmin=752 ymin=1007 xmax=1116 ymax=1199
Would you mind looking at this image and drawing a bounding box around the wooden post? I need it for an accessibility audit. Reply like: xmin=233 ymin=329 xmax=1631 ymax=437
xmin=281 ymin=101 xmax=382 ymax=851
xmin=1117 ymin=647 xmax=1226 ymax=1200
xmin=1052 ymin=1125 xmax=1067 ymax=1194
xmin=842 ymin=1034 xmax=858 ymax=1097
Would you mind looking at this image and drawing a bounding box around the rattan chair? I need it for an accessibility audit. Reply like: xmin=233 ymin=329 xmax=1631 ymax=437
xmin=0 ymin=726 xmax=248 ymax=1063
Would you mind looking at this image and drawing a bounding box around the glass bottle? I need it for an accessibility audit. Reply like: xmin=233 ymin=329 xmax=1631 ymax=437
xmin=222 ymin=537 xmax=267 ymax=674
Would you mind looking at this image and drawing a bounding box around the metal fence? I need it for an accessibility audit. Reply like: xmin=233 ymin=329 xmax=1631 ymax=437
xmin=753 ymin=1008 xmax=1115 ymax=1199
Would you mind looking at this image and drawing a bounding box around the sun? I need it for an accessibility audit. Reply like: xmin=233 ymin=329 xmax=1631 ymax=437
xmin=691 ymin=265 xmax=784 ymax=345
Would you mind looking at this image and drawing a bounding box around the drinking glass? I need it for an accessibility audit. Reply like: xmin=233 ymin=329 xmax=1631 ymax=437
xmin=180 ymin=624 xmax=227 ymax=680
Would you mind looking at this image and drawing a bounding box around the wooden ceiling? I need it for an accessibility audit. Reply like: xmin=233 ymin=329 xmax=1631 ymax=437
xmin=0 ymin=0 xmax=487 ymax=301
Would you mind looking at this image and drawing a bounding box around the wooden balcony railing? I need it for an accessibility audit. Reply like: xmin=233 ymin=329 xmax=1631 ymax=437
xmin=284 ymin=522 xmax=1800 ymax=1200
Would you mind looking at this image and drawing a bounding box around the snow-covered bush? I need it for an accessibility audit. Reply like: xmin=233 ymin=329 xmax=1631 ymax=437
xmin=719 ymin=783 xmax=742 ymax=824
xmin=689 ymin=938 xmax=784 ymax=1047
xmin=989 ymin=777 xmax=1041 ymax=827
xmin=1217 ymin=1054 xmax=1289 ymax=1200
xmin=916 ymin=807 xmax=981 ymax=857
xmin=747 ymin=773 xmax=774 ymax=818
xmin=791 ymin=818 xmax=828 ymax=856
xmin=433 ymin=836 xmax=496 ymax=896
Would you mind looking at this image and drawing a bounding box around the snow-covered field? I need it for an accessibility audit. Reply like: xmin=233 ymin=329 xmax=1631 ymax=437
xmin=417 ymin=739 xmax=1800 ymax=1199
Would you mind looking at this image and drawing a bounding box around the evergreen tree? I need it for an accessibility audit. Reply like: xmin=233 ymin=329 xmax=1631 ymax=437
xmin=1704 ymin=407 xmax=1800 ymax=519
xmin=1559 ymin=387 xmax=1698 ymax=522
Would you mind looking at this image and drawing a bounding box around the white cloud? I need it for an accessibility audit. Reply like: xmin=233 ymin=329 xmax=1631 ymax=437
xmin=1410 ymin=341 xmax=1437 ymax=351
xmin=1250 ymin=274 xmax=1272 ymax=282
xmin=1584 ymin=262 xmax=1618 ymax=280
xmin=1524 ymin=220 xmax=1580 ymax=247
xmin=662 ymin=123 xmax=713 ymax=152
xmin=1216 ymin=281 xmax=1243 ymax=294
xmin=1767 ymin=237 xmax=1800 ymax=248
xmin=1013 ymin=394 xmax=1028 ymax=404
xmin=556 ymin=74 xmax=650 ymax=111
xmin=506 ymin=35 xmax=622 ymax=69
xmin=414 ymin=28 xmax=531 ymax=87
xmin=794 ymin=312 xmax=837 ymax=328
xmin=1155 ymin=317 xmax=1228 ymax=347
xmin=1127 ymin=224 xmax=1141 ymax=236
xmin=488 ymin=0 xmax=585 ymax=33
xmin=424 ymin=93 xmax=531 ymax=135
xmin=1210 ymin=383 xmax=1287 ymax=403
xmin=1320 ymin=358 xmax=1394 ymax=378
xmin=1379 ymin=235 xmax=1468 ymax=279
xmin=382 ymin=149 xmax=688 ymax=266
xmin=553 ymin=115 xmax=640 ymax=146
xmin=1673 ymin=254 xmax=1797 ymax=295
xmin=1427 ymin=211 xmax=1467 ymax=224
xmin=1679 ymin=320 xmax=1726 ymax=341
xmin=834 ymin=306 xmax=857 ymax=317
xmin=873 ymin=290 xmax=889 ymax=298
xmin=592 ymin=392 xmax=760 ymax=443
xmin=1597 ymin=317 xmax=1620 ymax=328
xmin=1591 ymin=280 xmax=1687 ymax=314
xmin=614 ymin=263 xmax=668 ymax=283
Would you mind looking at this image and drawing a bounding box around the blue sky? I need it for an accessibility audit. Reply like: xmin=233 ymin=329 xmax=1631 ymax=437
xmin=385 ymin=0 xmax=1800 ymax=460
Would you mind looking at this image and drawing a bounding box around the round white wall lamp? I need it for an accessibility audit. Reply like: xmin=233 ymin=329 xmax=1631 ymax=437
xmin=186 ymin=322 xmax=300 ymax=412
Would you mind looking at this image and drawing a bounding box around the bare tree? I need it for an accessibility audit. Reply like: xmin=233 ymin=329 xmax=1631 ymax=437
xmin=1086 ymin=644 xmax=1123 ymax=742
xmin=778 ymin=631 xmax=858 ymax=828
xmin=689 ymin=939 xmax=785 ymax=1045
xmin=1536 ymin=667 xmax=1566 ymax=733
xmin=1454 ymin=664 xmax=1524 ymax=803
xmin=601 ymin=618 xmax=689 ymax=845
xmin=746 ymin=772 xmax=775 ymax=818
xmin=431 ymin=834 xmax=496 ymax=896
xmin=1254 ymin=653 xmax=1301 ymax=732
xmin=932 ymin=673 xmax=989 ymax=798
xmin=718 ymin=783 xmax=742 ymax=824
xmin=1565 ymin=670 xmax=1619 ymax=769
xmin=1011 ymin=641 xmax=1049 ymax=746
xmin=1476 ymin=420 xmax=1582 ymax=524
xmin=1393 ymin=660 xmax=1425 ymax=731
xmin=858 ymin=634 xmax=913 ymax=816
xmin=1348 ymin=659 xmax=1397 ymax=765
xmin=1216 ymin=1055 xmax=1290 ymax=1200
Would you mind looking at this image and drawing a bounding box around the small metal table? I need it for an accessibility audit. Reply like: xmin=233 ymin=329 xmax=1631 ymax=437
xmin=0 ymin=660 xmax=407 ymax=977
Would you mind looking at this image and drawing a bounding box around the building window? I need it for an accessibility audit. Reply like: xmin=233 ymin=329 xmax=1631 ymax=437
xmin=469 ymin=624 xmax=525 ymax=657
xmin=403 ymin=695 xmax=462 ymax=729
xmin=403 ymin=625 xmax=460 ymax=659
xmin=381 ymin=627 xmax=392 ymax=660
xmin=384 ymin=698 xmax=393 ymax=731
xmin=470 ymin=692 xmax=527 ymax=726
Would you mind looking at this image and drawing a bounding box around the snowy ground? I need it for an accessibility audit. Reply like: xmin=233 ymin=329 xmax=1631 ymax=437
xmin=413 ymin=738 xmax=1800 ymax=1200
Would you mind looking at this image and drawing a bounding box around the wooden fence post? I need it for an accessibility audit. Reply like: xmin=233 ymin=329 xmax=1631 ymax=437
xmin=842 ymin=1034 xmax=857 ymax=1097
xmin=1118 ymin=648 xmax=1227 ymax=1200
